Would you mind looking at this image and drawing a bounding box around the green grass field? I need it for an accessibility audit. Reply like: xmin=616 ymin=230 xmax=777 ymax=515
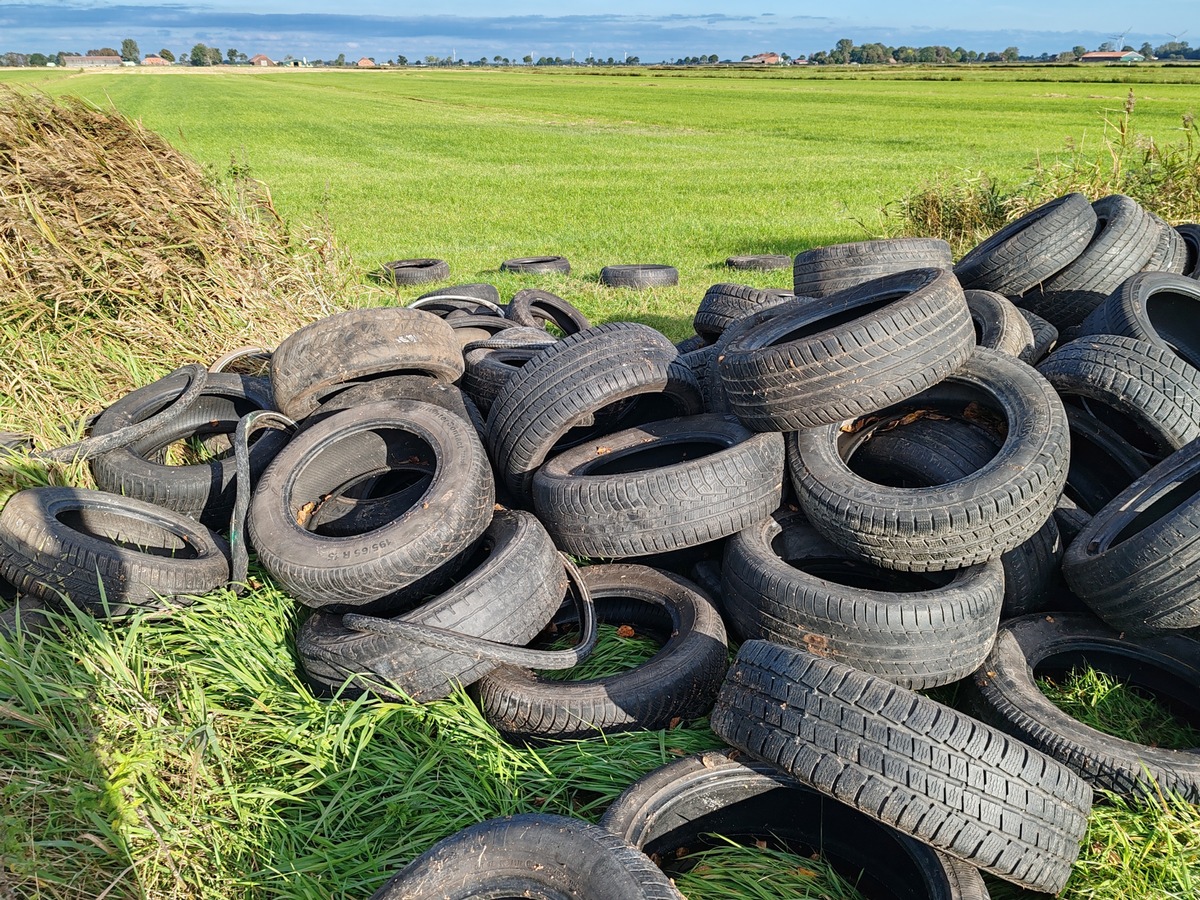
xmin=2 ymin=66 xmax=1200 ymax=900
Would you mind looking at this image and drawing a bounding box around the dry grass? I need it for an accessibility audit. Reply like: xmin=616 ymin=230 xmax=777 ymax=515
xmin=0 ymin=88 xmax=373 ymax=448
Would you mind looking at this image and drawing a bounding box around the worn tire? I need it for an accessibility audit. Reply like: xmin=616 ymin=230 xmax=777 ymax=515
xmin=600 ymin=749 xmax=990 ymax=900
xmin=500 ymin=255 xmax=571 ymax=274
xmin=249 ymin=400 xmax=495 ymax=611
xmin=1037 ymin=334 xmax=1200 ymax=460
xmin=954 ymin=193 xmax=1096 ymax=296
xmin=1142 ymin=213 xmax=1188 ymax=274
xmin=599 ymin=264 xmax=679 ymax=288
xmin=271 ymin=308 xmax=462 ymax=419
xmin=1080 ymin=272 xmax=1200 ymax=372
xmin=0 ymin=487 xmax=230 ymax=616
xmin=711 ymin=639 xmax=1093 ymax=894
xmin=474 ymin=564 xmax=727 ymax=741
xmin=968 ymin=613 xmax=1200 ymax=801
xmin=296 ymin=509 xmax=565 ymax=701
xmin=376 ymin=258 xmax=449 ymax=285
xmin=533 ymin=414 xmax=784 ymax=557
xmin=1017 ymin=307 xmax=1058 ymax=364
xmin=965 ymin=289 xmax=1035 ymax=358
xmin=1063 ymin=437 xmax=1200 ymax=633
xmin=720 ymin=268 xmax=975 ymax=431
xmin=369 ymin=813 xmax=684 ymax=900
xmin=506 ymin=288 xmax=590 ymax=335
xmin=693 ymin=283 xmax=795 ymax=339
xmin=722 ymin=510 xmax=1004 ymax=688
xmin=486 ymin=322 xmax=702 ymax=501
xmin=462 ymin=346 xmax=542 ymax=415
xmin=89 ymin=371 xmax=283 ymax=530
xmin=792 ymin=238 xmax=952 ymax=298
xmin=791 ymin=347 xmax=1069 ymax=571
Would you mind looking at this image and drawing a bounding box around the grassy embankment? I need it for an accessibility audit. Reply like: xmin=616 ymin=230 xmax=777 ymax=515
xmin=1 ymin=67 xmax=1198 ymax=900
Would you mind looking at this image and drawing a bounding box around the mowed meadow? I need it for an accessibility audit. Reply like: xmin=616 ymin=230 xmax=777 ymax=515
xmin=2 ymin=65 xmax=1200 ymax=900
xmin=10 ymin=64 xmax=1200 ymax=331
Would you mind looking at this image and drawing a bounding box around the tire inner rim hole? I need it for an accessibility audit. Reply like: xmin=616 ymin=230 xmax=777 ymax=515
xmin=767 ymin=293 xmax=903 ymax=346
xmin=583 ymin=437 xmax=728 ymax=477
xmin=781 ymin=553 xmax=952 ymax=592
xmin=1035 ymin=651 xmax=1200 ymax=748
xmin=535 ymin=595 xmax=672 ymax=681
xmin=1102 ymin=466 xmax=1200 ymax=552
xmin=1069 ymin=396 xmax=1165 ymax=460
xmin=57 ymin=508 xmax=201 ymax=559
xmin=1145 ymin=291 xmax=1200 ymax=371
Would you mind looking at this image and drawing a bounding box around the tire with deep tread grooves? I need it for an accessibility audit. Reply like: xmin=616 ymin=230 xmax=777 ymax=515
xmin=954 ymin=193 xmax=1096 ymax=296
xmin=694 ymin=283 xmax=795 ymax=339
xmin=710 ymin=639 xmax=1094 ymax=894
xmin=720 ymin=268 xmax=975 ymax=431
xmin=486 ymin=322 xmax=703 ymax=502
xmin=296 ymin=509 xmax=565 ymax=702
xmin=967 ymin=612 xmax=1200 ymax=802
xmin=600 ymin=749 xmax=990 ymax=900
xmin=270 ymin=308 xmax=462 ymax=420
xmin=1021 ymin=195 xmax=1162 ymax=329
xmin=0 ymin=487 xmax=230 ymax=616
xmin=532 ymin=414 xmax=784 ymax=557
xmin=249 ymin=400 xmax=495 ymax=611
xmin=1037 ymin=334 xmax=1200 ymax=460
xmin=722 ymin=510 xmax=1004 ymax=688
xmin=1063 ymin=437 xmax=1200 ymax=633
xmin=369 ymin=813 xmax=684 ymax=900
xmin=792 ymin=238 xmax=952 ymax=298
xmin=790 ymin=347 xmax=1070 ymax=572
xmin=474 ymin=564 xmax=727 ymax=741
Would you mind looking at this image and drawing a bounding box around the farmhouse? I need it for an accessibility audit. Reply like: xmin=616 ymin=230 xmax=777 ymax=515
xmin=249 ymin=54 xmax=274 ymax=66
xmin=141 ymin=56 xmax=170 ymax=66
xmin=1079 ymin=50 xmax=1145 ymax=63
xmin=61 ymin=55 xmax=122 ymax=68
xmin=357 ymin=57 xmax=376 ymax=67
xmin=744 ymin=52 xmax=783 ymax=65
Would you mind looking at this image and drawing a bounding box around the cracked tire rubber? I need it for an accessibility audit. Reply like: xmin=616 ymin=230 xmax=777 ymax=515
xmin=967 ymin=612 xmax=1200 ymax=802
xmin=0 ymin=487 xmax=230 ymax=616
xmin=89 ymin=371 xmax=283 ymax=530
xmin=720 ymin=268 xmax=975 ymax=431
xmin=722 ymin=510 xmax=1004 ymax=689
xmin=790 ymin=347 xmax=1070 ymax=572
xmin=295 ymin=509 xmax=565 ymax=701
xmin=694 ymin=283 xmax=797 ymax=340
xmin=600 ymin=749 xmax=989 ymax=900
xmin=249 ymin=400 xmax=495 ymax=611
xmin=965 ymin=289 xmax=1035 ymax=359
xmin=1079 ymin=272 xmax=1200 ymax=372
xmin=954 ymin=193 xmax=1096 ymax=297
xmin=1037 ymin=334 xmax=1200 ymax=460
xmin=710 ymin=639 xmax=1094 ymax=894
xmin=599 ymin=264 xmax=679 ymax=288
xmin=474 ymin=564 xmax=728 ymax=741
xmin=792 ymin=238 xmax=952 ymax=298
xmin=486 ymin=322 xmax=703 ymax=502
xmin=533 ymin=414 xmax=784 ymax=557
xmin=270 ymin=308 xmax=463 ymax=420
xmin=375 ymin=258 xmax=449 ymax=285
xmin=1020 ymin=195 xmax=1162 ymax=329
xmin=369 ymin=813 xmax=684 ymax=900
xmin=500 ymin=255 xmax=571 ymax=274
xmin=1062 ymin=437 xmax=1200 ymax=634
xmin=506 ymin=288 xmax=590 ymax=335
xmin=846 ymin=414 xmax=1063 ymax=618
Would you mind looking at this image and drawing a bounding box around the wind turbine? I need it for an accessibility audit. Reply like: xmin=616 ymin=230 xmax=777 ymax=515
xmin=1110 ymin=26 xmax=1132 ymax=49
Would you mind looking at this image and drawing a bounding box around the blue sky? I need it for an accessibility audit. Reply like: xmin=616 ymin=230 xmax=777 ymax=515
xmin=0 ymin=2 xmax=1193 ymax=61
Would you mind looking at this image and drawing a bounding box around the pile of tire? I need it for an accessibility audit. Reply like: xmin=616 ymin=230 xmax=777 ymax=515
xmin=3 ymin=197 xmax=1200 ymax=897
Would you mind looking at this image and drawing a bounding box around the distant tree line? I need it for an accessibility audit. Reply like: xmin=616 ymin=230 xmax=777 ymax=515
xmin=5 ymin=36 xmax=1199 ymax=69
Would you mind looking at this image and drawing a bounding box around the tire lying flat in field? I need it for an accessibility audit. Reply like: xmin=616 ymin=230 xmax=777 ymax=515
xmin=725 ymin=253 xmax=791 ymax=271
xmin=600 ymin=749 xmax=989 ymax=900
xmin=711 ymin=639 xmax=1094 ymax=894
xmin=967 ymin=612 xmax=1200 ymax=802
xmin=0 ymin=487 xmax=230 ymax=616
xmin=500 ymin=255 xmax=571 ymax=274
xmin=599 ymin=264 xmax=679 ymax=288
xmin=375 ymin=257 xmax=449 ymax=285
xmin=719 ymin=268 xmax=975 ymax=431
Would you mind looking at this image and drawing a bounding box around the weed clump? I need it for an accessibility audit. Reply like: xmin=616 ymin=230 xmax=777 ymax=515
xmin=886 ymin=90 xmax=1200 ymax=256
xmin=0 ymin=88 xmax=366 ymax=442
